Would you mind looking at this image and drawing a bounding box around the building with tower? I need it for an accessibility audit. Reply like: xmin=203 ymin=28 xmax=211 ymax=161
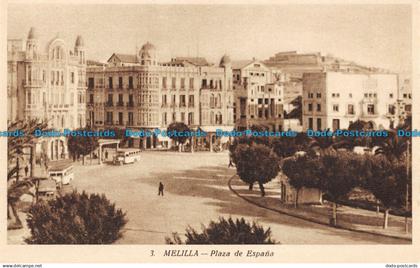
xmin=7 ymin=27 xmax=87 ymax=160
xmin=86 ymin=43 xmax=234 ymax=151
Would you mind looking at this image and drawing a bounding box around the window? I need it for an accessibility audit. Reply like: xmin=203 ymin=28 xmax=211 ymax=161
xmin=107 ymin=94 xmax=113 ymax=105
xmin=388 ymin=105 xmax=395 ymax=115
xmin=180 ymin=95 xmax=186 ymax=107
xmin=349 ymin=93 xmax=352 ymax=98
xmin=364 ymin=93 xmax=368 ymax=98
xmin=89 ymin=94 xmax=94 ymax=104
xmin=308 ymin=103 xmax=313 ymax=111
xmin=181 ymin=112 xmax=185 ymax=122
xmin=308 ymin=117 xmax=313 ymax=129
xmin=332 ymin=119 xmax=340 ymax=131
xmin=333 ymin=105 xmax=339 ymax=112
xmin=316 ymin=93 xmax=321 ymax=98
xmin=172 ymin=77 xmax=176 ymax=89
xmin=162 ymin=112 xmax=167 ymax=126
xmin=88 ymin=77 xmax=94 ymax=88
xmin=180 ymin=78 xmax=185 ymax=89
xmin=162 ymin=95 xmax=167 ymax=105
xmin=347 ymin=104 xmax=354 ymax=115
xmin=129 ymin=94 xmax=134 ymax=106
xmin=106 ymin=112 xmax=113 ymax=123
xmin=189 ymin=78 xmax=194 ymax=89
xmin=118 ymin=77 xmax=123 ymax=89
xmin=128 ymin=112 xmax=134 ymax=125
xmin=71 ymin=72 xmax=75 ymax=84
xmin=118 ymin=112 xmax=123 ymax=125
xmin=389 ymin=93 xmax=393 ymax=98
xmin=189 ymin=95 xmax=194 ymax=107
xmin=118 ymin=94 xmax=123 ymax=106
xmin=188 ymin=112 xmax=194 ymax=125
xmin=332 ymin=93 xmax=335 ymax=98
xmin=405 ymin=104 xmax=412 ymax=112
xmin=108 ymin=77 xmax=113 ymax=89
xmin=258 ymin=99 xmax=263 ymax=105
xmin=128 ymin=76 xmax=133 ymax=89
xmin=317 ymin=118 xmax=322 ymax=130
xmin=367 ymin=104 xmax=375 ymax=115
xmin=317 ymin=104 xmax=321 ymax=112
xmin=162 ymin=77 xmax=167 ymax=89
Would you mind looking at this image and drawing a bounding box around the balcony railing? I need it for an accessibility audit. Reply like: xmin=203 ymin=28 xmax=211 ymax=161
xmin=117 ymin=102 xmax=124 ymax=107
xmin=105 ymin=102 xmax=113 ymax=107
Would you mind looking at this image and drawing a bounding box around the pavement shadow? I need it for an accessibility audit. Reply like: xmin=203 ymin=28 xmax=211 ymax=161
xmin=135 ymin=165 xmax=408 ymax=244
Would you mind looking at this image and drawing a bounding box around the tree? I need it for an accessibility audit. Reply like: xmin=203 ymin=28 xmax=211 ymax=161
xmin=235 ymin=144 xmax=280 ymax=196
xmin=7 ymin=119 xmax=48 ymax=229
xmin=229 ymin=125 xmax=271 ymax=164
xmin=282 ymin=155 xmax=321 ymax=207
xmin=318 ymin=151 xmax=362 ymax=226
xmin=25 ymin=191 xmax=127 ymax=244
xmin=364 ymin=155 xmax=407 ymax=229
xmin=167 ymin=122 xmax=190 ymax=152
xmin=67 ymin=127 xmax=99 ymax=164
xmin=165 ymin=217 xmax=276 ymax=244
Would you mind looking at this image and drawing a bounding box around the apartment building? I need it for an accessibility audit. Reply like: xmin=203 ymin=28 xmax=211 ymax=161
xmin=7 ymin=27 xmax=87 ymax=160
xmin=302 ymin=72 xmax=398 ymax=131
xmin=86 ymin=43 xmax=234 ymax=150
xmin=232 ymin=59 xmax=284 ymax=131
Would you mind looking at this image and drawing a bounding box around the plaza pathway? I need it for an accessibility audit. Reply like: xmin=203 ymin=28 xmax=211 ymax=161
xmin=70 ymin=151 xmax=409 ymax=244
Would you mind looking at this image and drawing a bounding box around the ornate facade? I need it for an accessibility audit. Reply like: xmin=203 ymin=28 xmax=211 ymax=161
xmin=86 ymin=43 xmax=234 ymax=150
xmin=7 ymin=27 xmax=87 ymax=160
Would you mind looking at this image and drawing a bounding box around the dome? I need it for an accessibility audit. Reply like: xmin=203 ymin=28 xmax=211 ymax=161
xmin=219 ymin=54 xmax=231 ymax=67
xmin=141 ymin=41 xmax=156 ymax=51
xmin=75 ymin=35 xmax=84 ymax=47
xmin=27 ymin=27 xmax=38 ymax=39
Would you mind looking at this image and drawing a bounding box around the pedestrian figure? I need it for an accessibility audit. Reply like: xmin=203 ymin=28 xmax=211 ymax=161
xmin=105 ymin=151 xmax=109 ymax=160
xmin=24 ymin=165 xmax=29 ymax=177
xmin=158 ymin=182 xmax=164 ymax=196
xmin=228 ymin=158 xmax=234 ymax=168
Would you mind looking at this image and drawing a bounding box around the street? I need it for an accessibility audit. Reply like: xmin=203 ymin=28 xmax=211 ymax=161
xmin=71 ymin=151 xmax=408 ymax=244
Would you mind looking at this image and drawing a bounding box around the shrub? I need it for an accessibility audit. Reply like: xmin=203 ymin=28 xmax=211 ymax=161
xmin=25 ymin=191 xmax=127 ymax=244
xmin=166 ymin=217 xmax=276 ymax=244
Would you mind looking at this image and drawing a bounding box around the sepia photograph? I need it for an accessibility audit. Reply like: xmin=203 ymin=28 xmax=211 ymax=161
xmin=5 ymin=1 xmax=414 ymax=249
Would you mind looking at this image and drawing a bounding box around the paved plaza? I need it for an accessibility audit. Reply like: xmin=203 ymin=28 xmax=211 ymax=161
xmin=65 ymin=151 xmax=408 ymax=244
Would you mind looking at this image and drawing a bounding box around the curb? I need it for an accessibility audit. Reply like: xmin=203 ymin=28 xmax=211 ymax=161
xmin=228 ymin=175 xmax=412 ymax=242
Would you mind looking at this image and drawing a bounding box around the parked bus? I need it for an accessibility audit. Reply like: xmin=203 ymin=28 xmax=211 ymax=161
xmin=48 ymin=161 xmax=74 ymax=188
xmin=113 ymin=149 xmax=141 ymax=165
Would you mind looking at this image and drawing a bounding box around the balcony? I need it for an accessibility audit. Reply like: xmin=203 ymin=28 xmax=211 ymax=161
xmin=126 ymin=102 xmax=135 ymax=108
xmin=116 ymin=101 xmax=124 ymax=107
xmin=126 ymin=121 xmax=135 ymax=126
xmin=105 ymin=102 xmax=113 ymax=107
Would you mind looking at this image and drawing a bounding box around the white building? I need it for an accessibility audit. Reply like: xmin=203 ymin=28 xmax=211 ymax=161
xmin=232 ymin=59 xmax=284 ymax=131
xmin=8 ymin=27 xmax=87 ymax=160
xmin=302 ymin=72 xmax=399 ymax=131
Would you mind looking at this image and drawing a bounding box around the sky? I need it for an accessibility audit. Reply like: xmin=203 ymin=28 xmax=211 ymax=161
xmin=7 ymin=4 xmax=412 ymax=73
